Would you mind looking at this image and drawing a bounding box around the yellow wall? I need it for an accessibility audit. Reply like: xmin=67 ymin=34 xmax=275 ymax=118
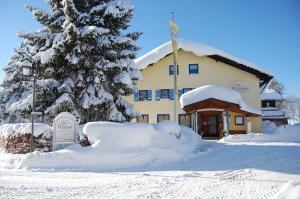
xmin=125 ymin=49 xmax=262 ymax=133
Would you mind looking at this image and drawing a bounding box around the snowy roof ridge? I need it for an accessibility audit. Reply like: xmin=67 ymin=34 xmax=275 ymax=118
xmin=134 ymin=40 xmax=272 ymax=79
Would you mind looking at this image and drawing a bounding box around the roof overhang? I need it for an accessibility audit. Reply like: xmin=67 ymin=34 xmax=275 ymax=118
xmin=183 ymin=98 xmax=261 ymax=117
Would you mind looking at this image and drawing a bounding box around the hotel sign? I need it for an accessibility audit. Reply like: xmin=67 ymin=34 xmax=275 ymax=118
xmin=231 ymin=80 xmax=250 ymax=93
xmin=53 ymin=112 xmax=76 ymax=143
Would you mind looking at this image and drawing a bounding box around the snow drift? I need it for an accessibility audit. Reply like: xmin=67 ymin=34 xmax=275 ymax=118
xmin=222 ymin=121 xmax=300 ymax=143
xmin=0 ymin=121 xmax=202 ymax=170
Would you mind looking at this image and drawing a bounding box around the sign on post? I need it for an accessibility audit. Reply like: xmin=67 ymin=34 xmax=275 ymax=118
xmin=53 ymin=112 xmax=76 ymax=144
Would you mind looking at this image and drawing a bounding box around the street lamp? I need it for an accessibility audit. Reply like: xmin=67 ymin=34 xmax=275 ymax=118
xmin=22 ymin=61 xmax=31 ymax=76
xmin=18 ymin=51 xmax=40 ymax=153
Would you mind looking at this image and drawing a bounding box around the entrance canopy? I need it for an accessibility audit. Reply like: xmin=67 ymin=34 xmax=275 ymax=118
xmin=179 ymin=85 xmax=261 ymax=116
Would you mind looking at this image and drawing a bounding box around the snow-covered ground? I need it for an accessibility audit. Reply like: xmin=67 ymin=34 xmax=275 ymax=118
xmin=0 ymin=121 xmax=300 ymax=198
xmin=0 ymin=141 xmax=300 ymax=199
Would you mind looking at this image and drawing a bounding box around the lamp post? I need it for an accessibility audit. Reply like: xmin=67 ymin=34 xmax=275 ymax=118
xmin=18 ymin=51 xmax=39 ymax=153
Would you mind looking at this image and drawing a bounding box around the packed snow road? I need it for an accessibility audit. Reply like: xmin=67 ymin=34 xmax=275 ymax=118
xmin=0 ymin=141 xmax=300 ymax=199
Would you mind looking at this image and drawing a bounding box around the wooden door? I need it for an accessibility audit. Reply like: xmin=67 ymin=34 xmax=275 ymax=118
xmin=198 ymin=113 xmax=220 ymax=137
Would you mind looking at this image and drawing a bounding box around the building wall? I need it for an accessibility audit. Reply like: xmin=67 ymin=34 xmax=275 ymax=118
xmin=125 ymin=49 xmax=262 ymax=133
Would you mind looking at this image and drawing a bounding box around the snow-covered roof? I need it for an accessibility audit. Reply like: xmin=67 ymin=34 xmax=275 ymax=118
xmin=261 ymin=87 xmax=283 ymax=101
xmin=179 ymin=85 xmax=261 ymax=115
xmin=262 ymin=107 xmax=287 ymax=119
xmin=134 ymin=40 xmax=272 ymax=80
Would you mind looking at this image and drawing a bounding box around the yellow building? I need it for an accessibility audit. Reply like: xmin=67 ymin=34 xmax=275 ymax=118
xmin=126 ymin=40 xmax=273 ymax=138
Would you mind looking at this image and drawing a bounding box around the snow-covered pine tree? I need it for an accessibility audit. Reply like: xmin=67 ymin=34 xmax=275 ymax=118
xmin=3 ymin=0 xmax=142 ymax=124
xmin=0 ymin=43 xmax=33 ymax=123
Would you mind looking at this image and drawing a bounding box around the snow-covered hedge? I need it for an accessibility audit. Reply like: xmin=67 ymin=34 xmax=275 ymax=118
xmin=0 ymin=121 xmax=202 ymax=170
xmin=0 ymin=123 xmax=52 ymax=154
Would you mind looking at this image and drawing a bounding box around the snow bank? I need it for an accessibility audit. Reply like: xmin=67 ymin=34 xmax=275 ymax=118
xmin=0 ymin=123 xmax=52 ymax=139
xmin=154 ymin=120 xmax=180 ymax=136
xmin=275 ymin=181 xmax=300 ymax=199
xmin=83 ymin=122 xmax=153 ymax=151
xmin=0 ymin=122 xmax=202 ymax=170
xmin=180 ymin=85 xmax=261 ymax=115
xmin=222 ymin=122 xmax=300 ymax=143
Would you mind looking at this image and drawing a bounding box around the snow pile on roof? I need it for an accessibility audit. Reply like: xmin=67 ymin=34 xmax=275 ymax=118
xmin=0 ymin=122 xmax=202 ymax=170
xmin=180 ymin=85 xmax=261 ymax=115
xmin=222 ymin=121 xmax=300 ymax=143
xmin=0 ymin=123 xmax=52 ymax=139
xmin=134 ymin=40 xmax=272 ymax=76
xmin=261 ymin=88 xmax=283 ymax=101
xmin=262 ymin=107 xmax=287 ymax=119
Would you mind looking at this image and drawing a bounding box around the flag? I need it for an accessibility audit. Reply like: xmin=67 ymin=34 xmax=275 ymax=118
xmin=169 ymin=19 xmax=179 ymax=96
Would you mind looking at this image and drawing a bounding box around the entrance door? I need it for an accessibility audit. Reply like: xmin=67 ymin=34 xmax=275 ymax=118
xmin=208 ymin=115 xmax=218 ymax=135
xmin=198 ymin=113 xmax=220 ymax=138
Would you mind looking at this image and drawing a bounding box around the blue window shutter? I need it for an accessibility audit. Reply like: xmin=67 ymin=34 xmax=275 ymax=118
xmin=169 ymin=89 xmax=175 ymax=100
xmin=155 ymin=89 xmax=161 ymax=101
xmin=134 ymin=91 xmax=139 ymax=101
xmin=147 ymin=90 xmax=152 ymax=101
xmin=178 ymin=88 xmax=183 ymax=97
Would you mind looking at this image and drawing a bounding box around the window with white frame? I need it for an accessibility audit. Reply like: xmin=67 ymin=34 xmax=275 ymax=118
xmin=189 ymin=64 xmax=199 ymax=75
xmin=235 ymin=115 xmax=244 ymax=125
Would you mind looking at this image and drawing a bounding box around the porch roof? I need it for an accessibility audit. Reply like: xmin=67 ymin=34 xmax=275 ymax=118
xmin=180 ymin=85 xmax=261 ymax=116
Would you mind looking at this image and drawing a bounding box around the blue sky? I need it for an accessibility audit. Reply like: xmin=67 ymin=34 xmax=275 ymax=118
xmin=0 ymin=0 xmax=299 ymax=97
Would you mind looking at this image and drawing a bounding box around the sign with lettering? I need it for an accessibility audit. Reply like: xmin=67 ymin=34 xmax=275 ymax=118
xmin=53 ymin=112 xmax=76 ymax=143
xmin=231 ymin=80 xmax=250 ymax=93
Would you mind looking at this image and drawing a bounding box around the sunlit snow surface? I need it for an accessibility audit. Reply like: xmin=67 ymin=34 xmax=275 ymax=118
xmin=0 ymin=122 xmax=300 ymax=198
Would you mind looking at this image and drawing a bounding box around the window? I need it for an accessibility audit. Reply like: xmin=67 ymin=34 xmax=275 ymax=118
xmin=137 ymin=114 xmax=149 ymax=123
xmin=139 ymin=90 xmax=148 ymax=101
xmin=160 ymin=89 xmax=169 ymax=99
xmin=155 ymin=89 xmax=174 ymax=100
xmin=178 ymin=88 xmax=193 ymax=97
xmin=179 ymin=114 xmax=191 ymax=127
xmin=235 ymin=116 xmax=244 ymax=125
xmin=189 ymin=64 xmax=199 ymax=74
xmin=157 ymin=114 xmax=170 ymax=122
xmin=134 ymin=90 xmax=152 ymax=101
xmin=169 ymin=65 xmax=179 ymax=75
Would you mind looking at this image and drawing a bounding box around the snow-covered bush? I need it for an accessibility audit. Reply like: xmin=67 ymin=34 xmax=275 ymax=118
xmin=0 ymin=123 xmax=52 ymax=153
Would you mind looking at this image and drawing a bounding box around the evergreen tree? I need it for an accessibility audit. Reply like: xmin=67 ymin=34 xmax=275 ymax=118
xmin=0 ymin=43 xmax=33 ymax=123
xmin=1 ymin=0 xmax=142 ymax=124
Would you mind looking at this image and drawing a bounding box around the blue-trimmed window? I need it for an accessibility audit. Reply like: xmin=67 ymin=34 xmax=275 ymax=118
xmin=179 ymin=114 xmax=192 ymax=127
xmin=157 ymin=114 xmax=170 ymax=123
xmin=155 ymin=89 xmax=174 ymax=100
xmin=169 ymin=65 xmax=179 ymax=75
xmin=178 ymin=88 xmax=194 ymax=97
xmin=189 ymin=64 xmax=199 ymax=74
xmin=134 ymin=90 xmax=152 ymax=101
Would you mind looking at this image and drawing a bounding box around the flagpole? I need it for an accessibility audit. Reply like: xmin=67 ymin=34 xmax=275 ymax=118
xmin=170 ymin=12 xmax=178 ymax=124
